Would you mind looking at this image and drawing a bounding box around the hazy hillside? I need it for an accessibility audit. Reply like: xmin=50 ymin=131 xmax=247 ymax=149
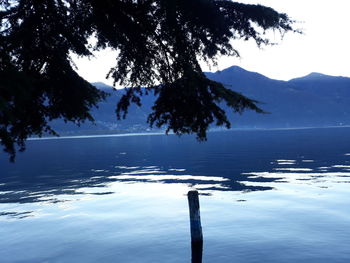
xmin=209 ymin=66 xmax=350 ymax=128
xmin=49 ymin=66 xmax=350 ymax=135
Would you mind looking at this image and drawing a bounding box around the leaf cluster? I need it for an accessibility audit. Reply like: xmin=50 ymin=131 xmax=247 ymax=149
xmin=0 ymin=0 xmax=295 ymax=161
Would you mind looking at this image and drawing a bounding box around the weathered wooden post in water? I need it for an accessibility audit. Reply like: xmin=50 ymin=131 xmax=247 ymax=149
xmin=188 ymin=190 xmax=203 ymax=263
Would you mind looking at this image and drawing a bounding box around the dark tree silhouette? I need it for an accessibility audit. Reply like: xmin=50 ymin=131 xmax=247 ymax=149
xmin=0 ymin=0 xmax=295 ymax=161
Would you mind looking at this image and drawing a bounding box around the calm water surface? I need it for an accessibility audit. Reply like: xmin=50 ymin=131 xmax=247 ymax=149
xmin=1 ymin=128 xmax=350 ymax=262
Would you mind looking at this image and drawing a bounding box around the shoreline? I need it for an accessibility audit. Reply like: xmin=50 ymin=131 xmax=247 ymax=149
xmin=28 ymin=125 xmax=350 ymax=141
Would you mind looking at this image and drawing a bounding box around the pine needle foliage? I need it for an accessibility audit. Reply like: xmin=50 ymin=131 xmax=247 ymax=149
xmin=0 ymin=0 xmax=295 ymax=161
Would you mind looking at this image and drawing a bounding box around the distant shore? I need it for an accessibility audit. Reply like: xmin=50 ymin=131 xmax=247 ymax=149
xmin=28 ymin=125 xmax=350 ymax=141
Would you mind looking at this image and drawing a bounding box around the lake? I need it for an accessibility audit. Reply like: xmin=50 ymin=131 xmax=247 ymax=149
xmin=1 ymin=127 xmax=350 ymax=262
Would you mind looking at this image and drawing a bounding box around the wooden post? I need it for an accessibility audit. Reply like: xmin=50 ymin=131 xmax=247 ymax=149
xmin=188 ymin=190 xmax=203 ymax=243
xmin=188 ymin=190 xmax=203 ymax=263
xmin=191 ymin=240 xmax=203 ymax=263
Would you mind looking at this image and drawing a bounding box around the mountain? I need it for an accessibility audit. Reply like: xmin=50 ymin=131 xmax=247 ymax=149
xmin=49 ymin=66 xmax=350 ymax=135
xmin=206 ymin=66 xmax=350 ymax=128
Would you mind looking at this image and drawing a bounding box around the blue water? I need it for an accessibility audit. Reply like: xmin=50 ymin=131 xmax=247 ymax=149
xmin=1 ymin=127 xmax=350 ymax=262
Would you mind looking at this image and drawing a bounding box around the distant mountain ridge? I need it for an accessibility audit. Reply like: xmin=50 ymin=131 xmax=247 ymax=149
xmin=50 ymin=66 xmax=350 ymax=135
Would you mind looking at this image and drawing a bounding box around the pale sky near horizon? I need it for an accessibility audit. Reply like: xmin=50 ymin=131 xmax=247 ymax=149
xmin=73 ymin=0 xmax=350 ymax=85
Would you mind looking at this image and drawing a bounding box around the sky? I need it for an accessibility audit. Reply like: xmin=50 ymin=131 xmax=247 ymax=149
xmin=73 ymin=0 xmax=350 ymax=85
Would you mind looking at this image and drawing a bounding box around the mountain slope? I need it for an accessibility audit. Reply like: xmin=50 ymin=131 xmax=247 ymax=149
xmin=50 ymin=66 xmax=350 ymax=135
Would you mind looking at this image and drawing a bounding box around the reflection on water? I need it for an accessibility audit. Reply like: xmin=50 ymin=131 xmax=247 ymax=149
xmin=0 ymin=211 xmax=34 ymax=219
xmin=2 ymin=128 xmax=350 ymax=262
xmin=3 ymin=156 xmax=350 ymax=216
